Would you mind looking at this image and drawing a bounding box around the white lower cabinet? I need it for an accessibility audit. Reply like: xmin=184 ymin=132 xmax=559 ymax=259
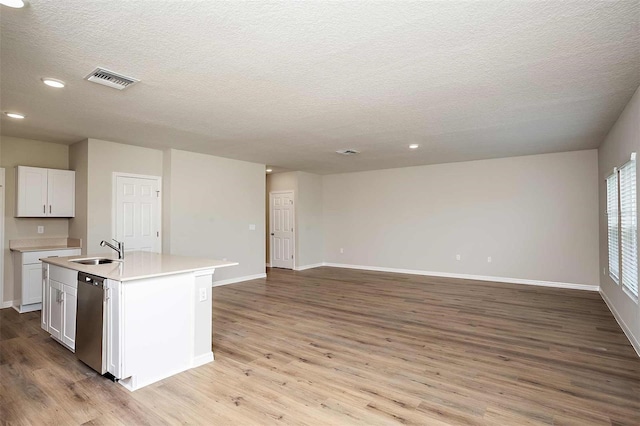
xmin=12 ymin=248 xmax=81 ymax=313
xmin=106 ymin=279 xmax=121 ymax=379
xmin=61 ymin=284 xmax=77 ymax=348
xmin=43 ymin=265 xmax=79 ymax=351
xmin=47 ymin=279 xmax=64 ymax=340
xmin=23 ymin=263 xmax=44 ymax=305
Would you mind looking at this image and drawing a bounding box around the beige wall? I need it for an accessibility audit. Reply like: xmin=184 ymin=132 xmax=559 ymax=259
xmin=598 ymin=86 xmax=640 ymax=353
xmin=0 ymin=136 xmax=71 ymax=303
xmin=86 ymin=139 xmax=164 ymax=254
xmin=69 ymin=139 xmax=89 ymax=254
xmin=265 ymin=171 xmax=324 ymax=268
xmin=296 ymin=172 xmax=323 ymax=267
xmin=323 ymin=150 xmax=600 ymax=286
xmin=164 ymin=149 xmax=265 ymax=282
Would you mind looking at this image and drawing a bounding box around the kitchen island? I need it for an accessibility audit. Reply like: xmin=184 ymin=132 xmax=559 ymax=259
xmin=41 ymin=251 xmax=237 ymax=391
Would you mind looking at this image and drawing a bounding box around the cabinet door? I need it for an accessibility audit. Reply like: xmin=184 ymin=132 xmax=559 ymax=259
xmin=48 ymin=280 xmax=64 ymax=340
xmin=61 ymin=284 xmax=77 ymax=349
xmin=16 ymin=166 xmax=47 ymax=217
xmin=22 ymin=263 xmax=43 ymax=305
xmin=47 ymin=169 xmax=75 ymax=217
xmin=41 ymin=264 xmax=49 ymax=331
xmin=106 ymin=281 xmax=121 ymax=378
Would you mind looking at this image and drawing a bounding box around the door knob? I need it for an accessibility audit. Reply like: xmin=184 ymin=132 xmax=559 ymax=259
xmin=270 ymin=233 xmax=274 ymax=236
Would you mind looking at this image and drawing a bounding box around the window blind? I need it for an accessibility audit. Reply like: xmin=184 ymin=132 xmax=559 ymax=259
xmin=619 ymin=159 xmax=638 ymax=298
xmin=606 ymin=172 xmax=619 ymax=282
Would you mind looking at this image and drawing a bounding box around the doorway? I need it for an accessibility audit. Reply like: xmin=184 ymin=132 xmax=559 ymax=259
xmin=112 ymin=173 xmax=162 ymax=253
xmin=269 ymin=190 xmax=295 ymax=269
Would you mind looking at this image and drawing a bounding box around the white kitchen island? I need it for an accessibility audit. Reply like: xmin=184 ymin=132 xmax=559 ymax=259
xmin=41 ymin=251 xmax=237 ymax=391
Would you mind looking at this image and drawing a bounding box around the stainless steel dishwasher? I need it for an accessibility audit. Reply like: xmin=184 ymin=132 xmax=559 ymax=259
xmin=76 ymin=272 xmax=107 ymax=374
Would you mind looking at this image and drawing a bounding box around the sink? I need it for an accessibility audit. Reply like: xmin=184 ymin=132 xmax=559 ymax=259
xmin=71 ymin=258 xmax=120 ymax=265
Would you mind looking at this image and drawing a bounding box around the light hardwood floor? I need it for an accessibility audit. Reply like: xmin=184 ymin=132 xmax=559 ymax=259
xmin=1 ymin=267 xmax=639 ymax=425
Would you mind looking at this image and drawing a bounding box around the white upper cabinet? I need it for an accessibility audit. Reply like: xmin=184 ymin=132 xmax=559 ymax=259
xmin=16 ymin=166 xmax=75 ymax=217
xmin=17 ymin=166 xmax=48 ymax=216
xmin=47 ymin=169 xmax=75 ymax=217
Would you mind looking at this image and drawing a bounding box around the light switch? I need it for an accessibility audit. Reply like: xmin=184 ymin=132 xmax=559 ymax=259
xmin=249 ymin=224 xmax=256 ymax=231
xmin=37 ymin=226 xmax=44 ymax=234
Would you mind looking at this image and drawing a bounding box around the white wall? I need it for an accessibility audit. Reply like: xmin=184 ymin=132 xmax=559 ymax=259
xmin=164 ymin=149 xmax=265 ymax=283
xmin=598 ymin=86 xmax=640 ymax=354
xmin=323 ymin=150 xmax=600 ymax=287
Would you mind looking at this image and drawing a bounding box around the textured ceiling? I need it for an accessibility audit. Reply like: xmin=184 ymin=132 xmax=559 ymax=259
xmin=1 ymin=1 xmax=639 ymax=174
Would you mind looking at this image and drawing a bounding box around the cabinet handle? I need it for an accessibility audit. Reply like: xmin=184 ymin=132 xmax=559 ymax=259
xmin=43 ymin=205 xmax=46 ymax=214
xmin=49 ymin=205 xmax=52 ymax=214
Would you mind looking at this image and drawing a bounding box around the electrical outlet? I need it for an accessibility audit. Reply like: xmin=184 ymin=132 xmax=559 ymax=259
xmin=249 ymin=224 xmax=256 ymax=231
xmin=199 ymin=287 xmax=207 ymax=302
xmin=340 ymin=248 xmax=344 ymax=254
xmin=487 ymin=256 xmax=492 ymax=263
xmin=37 ymin=226 xmax=44 ymax=234
xmin=456 ymin=254 xmax=461 ymax=261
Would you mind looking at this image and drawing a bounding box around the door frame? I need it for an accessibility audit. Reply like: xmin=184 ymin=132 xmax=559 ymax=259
xmin=269 ymin=190 xmax=296 ymax=269
xmin=0 ymin=168 xmax=5 ymax=308
xmin=111 ymin=172 xmax=162 ymax=253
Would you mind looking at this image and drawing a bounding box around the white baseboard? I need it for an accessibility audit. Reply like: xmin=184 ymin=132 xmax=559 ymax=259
xmin=294 ymin=263 xmax=324 ymax=271
xmin=0 ymin=300 xmax=15 ymax=310
xmin=213 ymin=273 xmax=267 ymax=287
xmin=321 ymin=263 xmax=599 ymax=292
xmin=192 ymin=352 xmax=214 ymax=368
xmin=599 ymin=290 xmax=640 ymax=357
xmin=12 ymin=303 xmax=42 ymax=313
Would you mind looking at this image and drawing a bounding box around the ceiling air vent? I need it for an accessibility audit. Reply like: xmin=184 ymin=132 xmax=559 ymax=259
xmin=336 ymin=149 xmax=360 ymax=155
xmin=84 ymin=67 xmax=139 ymax=90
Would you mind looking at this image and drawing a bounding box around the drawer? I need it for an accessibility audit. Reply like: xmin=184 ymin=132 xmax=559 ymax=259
xmin=23 ymin=249 xmax=81 ymax=265
xmin=49 ymin=264 xmax=79 ymax=288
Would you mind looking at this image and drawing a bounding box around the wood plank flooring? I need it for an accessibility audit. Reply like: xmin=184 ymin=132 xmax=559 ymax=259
xmin=1 ymin=267 xmax=639 ymax=425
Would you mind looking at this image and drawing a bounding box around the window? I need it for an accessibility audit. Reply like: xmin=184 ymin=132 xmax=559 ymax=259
xmin=606 ymin=154 xmax=638 ymax=300
xmin=619 ymin=157 xmax=638 ymax=298
xmin=607 ymin=171 xmax=619 ymax=282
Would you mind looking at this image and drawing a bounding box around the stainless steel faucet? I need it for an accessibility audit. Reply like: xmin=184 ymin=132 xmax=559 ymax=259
xmin=100 ymin=239 xmax=125 ymax=259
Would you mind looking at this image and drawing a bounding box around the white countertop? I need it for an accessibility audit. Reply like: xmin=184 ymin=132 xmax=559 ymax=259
xmin=41 ymin=251 xmax=238 ymax=282
xmin=11 ymin=245 xmax=82 ymax=253
xmin=9 ymin=237 xmax=82 ymax=253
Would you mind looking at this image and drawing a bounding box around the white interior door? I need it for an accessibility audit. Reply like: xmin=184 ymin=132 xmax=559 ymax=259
xmin=270 ymin=191 xmax=294 ymax=269
xmin=114 ymin=175 xmax=161 ymax=253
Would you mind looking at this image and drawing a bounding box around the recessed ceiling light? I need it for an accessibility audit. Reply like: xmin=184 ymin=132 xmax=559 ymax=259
xmin=409 ymin=144 xmax=420 ymax=149
xmin=0 ymin=0 xmax=25 ymax=8
xmin=266 ymin=168 xmax=273 ymax=173
xmin=4 ymin=112 xmax=25 ymax=119
xmin=42 ymin=78 xmax=65 ymax=88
